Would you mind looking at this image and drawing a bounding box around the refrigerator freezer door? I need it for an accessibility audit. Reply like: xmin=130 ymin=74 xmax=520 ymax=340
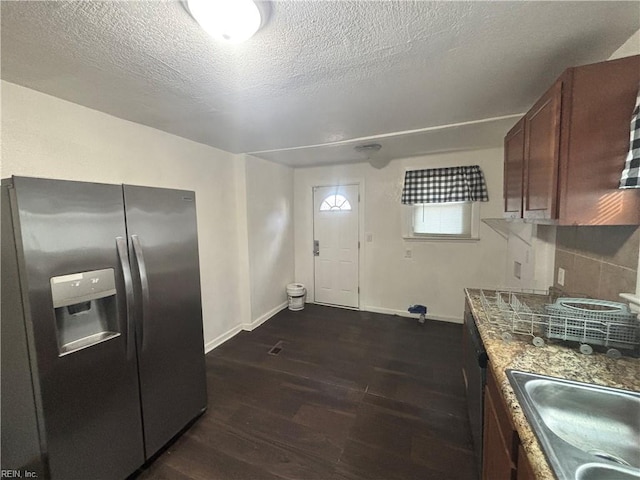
xmin=1 ymin=182 xmax=45 ymax=477
xmin=9 ymin=177 xmax=145 ymax=479
xmin=124 ymin=185 xmax=207 ymax=458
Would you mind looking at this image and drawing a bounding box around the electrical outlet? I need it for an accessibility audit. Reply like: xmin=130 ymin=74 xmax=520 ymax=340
xmin=558 ymin=267 xmax=565 ymax=286
xmin=366 ymin=232 xmax=373 ymax=242
xmin=404 ymin=249 xmax=412 ymax=259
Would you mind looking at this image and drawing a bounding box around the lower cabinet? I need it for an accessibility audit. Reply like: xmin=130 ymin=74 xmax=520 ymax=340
xmin=482 ymin=364 xmax=534 ymax=480
xmin=517 ymin=445 xmax=536 ymax=480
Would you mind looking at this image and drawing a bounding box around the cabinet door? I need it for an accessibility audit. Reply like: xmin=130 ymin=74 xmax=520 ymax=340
xmin=482 ymin=386 xmax=516 ymax=480
xmin=483 ymin=368 xmax=518 ymax=480
xmin=517 ymin=445 xmax=536 ymax=480
xmin=558 ymin=55 xmax=640 ymax=225
xmin=524 ymin=80 xmax=562 ymax=220
xmin=504 ymin=118 xmax=526 ymax=218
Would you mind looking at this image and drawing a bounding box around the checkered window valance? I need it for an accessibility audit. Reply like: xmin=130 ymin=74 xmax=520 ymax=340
xmin=620 ymin=86 xmax=640 ymax=189
xmin=401 ymin=165 xmax=489 ymax=204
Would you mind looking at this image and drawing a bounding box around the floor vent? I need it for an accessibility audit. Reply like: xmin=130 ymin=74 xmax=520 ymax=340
xmin=268 ymin=341 xmax=284 ymax=356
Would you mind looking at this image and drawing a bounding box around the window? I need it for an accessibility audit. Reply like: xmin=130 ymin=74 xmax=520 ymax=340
xmin=403 ymin=201 xmax=479 ymax=240
xmin=413 ymin=202 xmax=471 ymax=235
xmin=400 ymin=165 xmax=487 ymax=241
xmin=319 ymin=194 xmax=352 ymax=211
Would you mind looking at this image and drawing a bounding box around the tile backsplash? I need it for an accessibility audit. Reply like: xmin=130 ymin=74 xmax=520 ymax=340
xmin=554 ymin=226 xmax=639 ymax=301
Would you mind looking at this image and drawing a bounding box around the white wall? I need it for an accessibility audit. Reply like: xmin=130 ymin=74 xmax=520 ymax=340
xmin=609 ymin=29 xmax=640 ymax=59
xmin=244 ymin=154 xmax=294 ymax=327
xmin=294 ymin=148 xmax=507 ymax=323
xmin=1 ymin=81 xmax=247 ymax=350
xmin=504 ymin=225 xmax=556 ymax=291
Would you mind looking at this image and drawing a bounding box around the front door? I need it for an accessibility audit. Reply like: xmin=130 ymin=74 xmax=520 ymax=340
xmin=313 ymin=185 xmax=359 ymax=308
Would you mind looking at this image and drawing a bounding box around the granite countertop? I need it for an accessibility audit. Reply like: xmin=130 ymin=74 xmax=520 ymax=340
xmin=464 ymin=288 xmax=640 ymax=480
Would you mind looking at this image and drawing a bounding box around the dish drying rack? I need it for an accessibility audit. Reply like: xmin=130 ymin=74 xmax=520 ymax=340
xmin=479 ymin=289 xmax=640 ymax=358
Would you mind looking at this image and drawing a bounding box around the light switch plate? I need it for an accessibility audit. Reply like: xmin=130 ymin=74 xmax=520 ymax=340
xmin=558 ymin=267 xmax=565 ymax=286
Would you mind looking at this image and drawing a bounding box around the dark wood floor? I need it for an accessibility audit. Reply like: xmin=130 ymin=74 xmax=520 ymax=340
xmin=136 ymin=304 xmax=477 ymax=480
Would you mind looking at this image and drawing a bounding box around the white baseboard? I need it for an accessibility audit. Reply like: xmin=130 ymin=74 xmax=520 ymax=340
xmin=243 ymin=301 xmax=288 ymax=331
xmin=204 ymin=302 xmax=288 ymax=354
xmin=204 ymin=324 xmax=243 ymax=354
xmin=204 ymin=302 xmax=461 ymax=355
xmin=363 ymin=305 xmax=462 ymax=324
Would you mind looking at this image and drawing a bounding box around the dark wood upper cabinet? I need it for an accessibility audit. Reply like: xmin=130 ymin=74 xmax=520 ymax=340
xmin=524 ymin=80 xmax=562 ymax=221
xmin=504 ymin=118 xmax=525 ymax=219
xmin=558 ymin=55 xmax=640 ymax=225
xmin=504 ymin=54 xmax=640 ymax=225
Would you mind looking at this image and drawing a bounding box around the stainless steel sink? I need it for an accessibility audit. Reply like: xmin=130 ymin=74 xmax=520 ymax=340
xmin=576 ymin=463 xmax=640 ymax=480
xmin=506 ymin=370 xmax=640 ymax=480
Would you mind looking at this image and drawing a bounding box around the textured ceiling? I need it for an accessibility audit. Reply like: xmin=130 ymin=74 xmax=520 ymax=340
xmin=1 ymin=1 xmax=638 ymax=166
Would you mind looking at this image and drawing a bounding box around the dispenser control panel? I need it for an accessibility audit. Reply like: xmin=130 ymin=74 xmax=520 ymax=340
xmin=50 ymin=268 xmax=116 ymax=308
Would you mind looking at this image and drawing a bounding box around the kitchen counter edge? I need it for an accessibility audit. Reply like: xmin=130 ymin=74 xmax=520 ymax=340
xmin=464 ymin=288 xmax=640 ymax=480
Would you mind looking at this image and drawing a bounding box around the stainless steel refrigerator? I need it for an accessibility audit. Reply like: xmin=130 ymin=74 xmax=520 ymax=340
xmin=1 ymin=176 xmax=207 ymax=479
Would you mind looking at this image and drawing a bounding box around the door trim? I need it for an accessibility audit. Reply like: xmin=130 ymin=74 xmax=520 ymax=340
xmin=311 ymin=182 xmax=364 ymax=309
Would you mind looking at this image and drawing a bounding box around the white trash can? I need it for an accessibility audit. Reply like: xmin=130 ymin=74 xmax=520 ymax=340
xmin=286 ymin=283 xmax=306 ymax=311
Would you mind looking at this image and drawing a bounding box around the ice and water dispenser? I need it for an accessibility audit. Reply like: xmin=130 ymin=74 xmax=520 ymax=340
xmin=50 ymin=268 xmax=119 ymax=356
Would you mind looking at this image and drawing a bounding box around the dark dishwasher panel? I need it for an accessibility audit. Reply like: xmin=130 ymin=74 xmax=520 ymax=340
xmin=462 ymin=303 xmax=487 ymax=478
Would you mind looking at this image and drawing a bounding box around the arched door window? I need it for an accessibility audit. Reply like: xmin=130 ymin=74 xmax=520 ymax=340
xmin=319 ymin=194 xmax=352 ymax=211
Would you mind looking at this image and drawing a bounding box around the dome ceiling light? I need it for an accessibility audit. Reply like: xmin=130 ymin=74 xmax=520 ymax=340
xmin=185 ymin=0 xmax=270 ymax=43
xmin=355 ymin=143 xmax=390 ymax=169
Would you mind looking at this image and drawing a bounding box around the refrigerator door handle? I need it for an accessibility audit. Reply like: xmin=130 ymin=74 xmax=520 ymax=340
xmin=131 ymin=234 xmax=150 ymax=351
xmin=116 ymin=236 xmax=135 ymax=359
